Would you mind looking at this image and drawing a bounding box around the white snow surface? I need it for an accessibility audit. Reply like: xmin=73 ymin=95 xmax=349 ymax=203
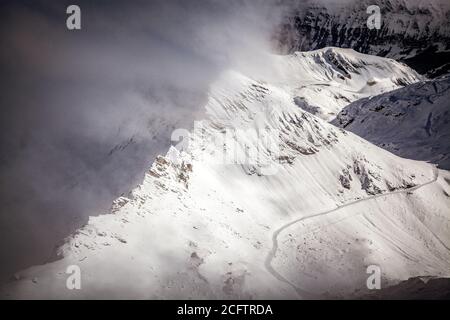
xmin=1 ymin=48 xmax=449 ymax=299
xmin=269 ymin=48 xmax=421 ymax=121
xmin=332 ymin=75 xmax=450 ymax=169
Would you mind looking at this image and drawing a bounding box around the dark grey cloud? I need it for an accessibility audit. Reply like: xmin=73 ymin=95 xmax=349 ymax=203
xmin=0 ymin=0 xmax=285 ymax=281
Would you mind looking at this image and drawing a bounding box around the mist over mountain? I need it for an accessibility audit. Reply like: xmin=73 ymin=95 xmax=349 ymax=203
xmin=0 ymin=0 xmax=284 ymax=282
xmin=0 ymin=0 xmax=449 ymax=299
xmin=3 ymin=48 xmax=450 ymax=299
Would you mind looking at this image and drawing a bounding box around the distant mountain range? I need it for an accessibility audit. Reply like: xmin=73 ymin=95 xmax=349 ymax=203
xmin=276 ymin=0 xmax=450 ymax=76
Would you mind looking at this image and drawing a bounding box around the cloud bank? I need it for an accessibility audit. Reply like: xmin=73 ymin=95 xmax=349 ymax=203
xmin=0 ymin=0 xmax=286 ymax=280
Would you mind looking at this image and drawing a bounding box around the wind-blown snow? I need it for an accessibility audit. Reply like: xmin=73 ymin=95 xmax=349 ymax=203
xmin=1 ymin=48 xmax=449 ymax=299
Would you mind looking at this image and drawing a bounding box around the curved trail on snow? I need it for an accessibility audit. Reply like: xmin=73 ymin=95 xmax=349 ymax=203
xmin=264 ymin=166 xmax=440 ymax=299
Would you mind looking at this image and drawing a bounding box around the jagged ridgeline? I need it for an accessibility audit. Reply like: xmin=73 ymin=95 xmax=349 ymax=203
xmin=274 ymin=0 xmax=450 ymax=77
xmin=2 ymin=49 xmax=449 ymax=299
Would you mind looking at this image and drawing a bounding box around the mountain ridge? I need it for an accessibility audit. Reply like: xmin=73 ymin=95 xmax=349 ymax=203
xmin=2 ymin=48 xmax=449 ymax=299
xmin=276 ymin=0 xmax=450 ymax=76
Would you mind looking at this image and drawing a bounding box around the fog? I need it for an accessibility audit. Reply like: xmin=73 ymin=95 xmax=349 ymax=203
xmin=0 ymin=0 xmax=288 ymax=281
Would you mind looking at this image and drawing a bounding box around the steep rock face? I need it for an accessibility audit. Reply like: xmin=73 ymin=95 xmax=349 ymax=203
xmin=332 ymin=75 xmax=450 ymax=169
xmin=2 ymin=49 xmax=449 ymax=299
xmin=276 ymin=0 xmax=450 ymax=75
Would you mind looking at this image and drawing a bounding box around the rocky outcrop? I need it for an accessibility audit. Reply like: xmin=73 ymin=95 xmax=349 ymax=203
xmin=276 ymin=0 xmax=450 ymax=76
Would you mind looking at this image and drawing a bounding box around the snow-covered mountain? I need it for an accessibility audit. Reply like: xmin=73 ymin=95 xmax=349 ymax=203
xmin=269 ymin=47 xmax=421 ymax=121
xmin=2 ymin=48 xmax=449 ymax=299
xmin=332 ymin=75 xmax=450 ymax=170
xmin=276 ymin=0 xmax=450 ymax=76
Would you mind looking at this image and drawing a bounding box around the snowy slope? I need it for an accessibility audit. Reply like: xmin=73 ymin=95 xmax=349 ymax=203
xmin=1 ymin=49 xmax=449 ymax=299
xmin=269 ymin=47 xmax=421 ymax=120
xmin=332 ymin=75 xmax=450 ymax=169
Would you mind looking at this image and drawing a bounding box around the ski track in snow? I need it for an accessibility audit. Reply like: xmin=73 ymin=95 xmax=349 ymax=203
xmin=264 ymin=165 xmax=440 ymax=299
